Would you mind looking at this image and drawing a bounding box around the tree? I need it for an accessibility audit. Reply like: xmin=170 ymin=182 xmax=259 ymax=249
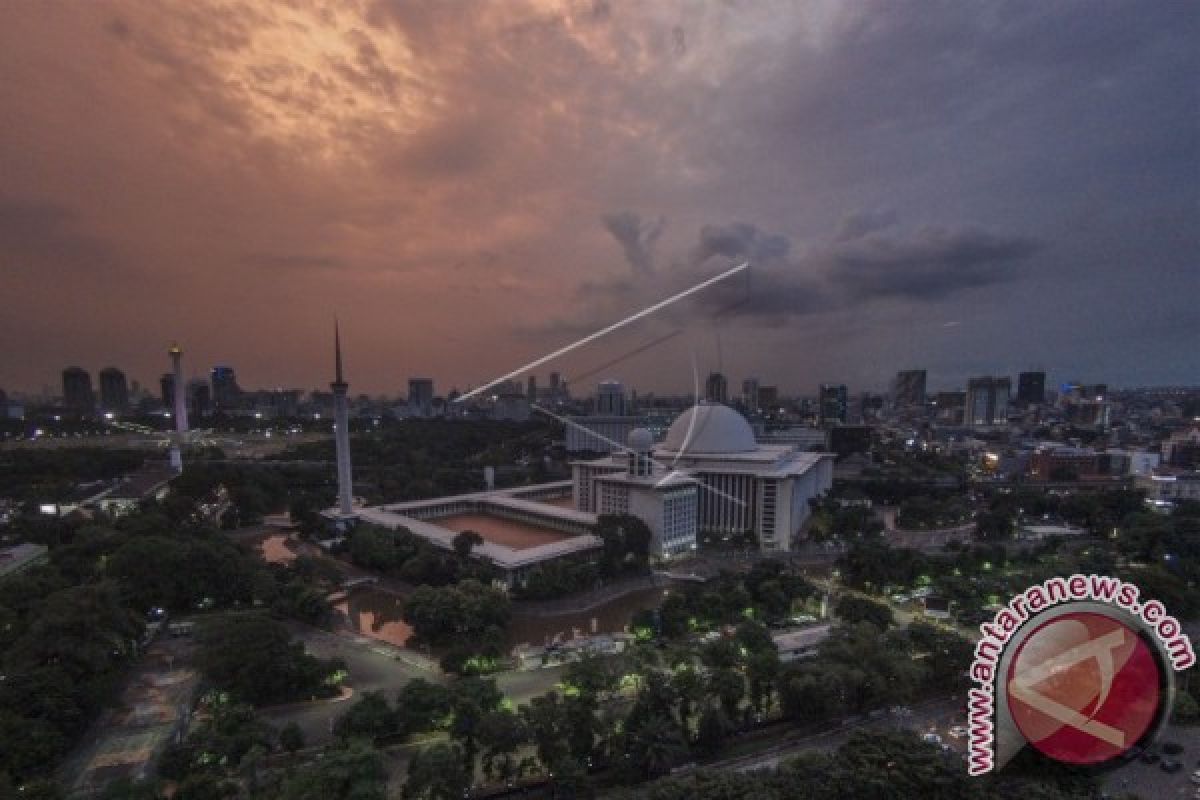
xmin=334 ymin=691 xmax=396 ymax=742
xmin=452 ymin=530 xmax=484 ymax=561
xmin=195 ymin=615 xmax=341 ymax=706
xmin=395 ymin=679 xmax=452 ymax=736
xmin=625 ymin=712 xmax=685 ymax=779
xmin=671 ymin=666 xmax=705 ymax=740
xmin=694 ymin=705 xmax=729 ymax=758
xmin=279 ymin=721 xmax=305 ymax=754
xmin=448 ymin=677 xmax=503 ymax=772
xmin=404 ymin=742 xmax=471 ymax=800
xmin=706 ymin=668 xmax=745 ymax=723
xmin=278 ymin=741 xmax=386 ymax=800
xmin=746 ymin=649 xmax=781 ymax=715
xmin=834 ymin=595 xmax=893 ymax=630
xmin=520 ymin=693 xmax=569 ymax=771
xmin=403 ymin=580 xmax=511 ymax=649
xmin=477 ymin=709 xmax=528 ymax=783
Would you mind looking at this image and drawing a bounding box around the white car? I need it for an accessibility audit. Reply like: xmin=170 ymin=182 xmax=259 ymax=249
xmin=921 ymin=732 xmax=943 ymax=745
xmin=948 ymin=725 xmax=967 ymax=739
xmin=1190 ymin=769 xmax=1200 ymax=785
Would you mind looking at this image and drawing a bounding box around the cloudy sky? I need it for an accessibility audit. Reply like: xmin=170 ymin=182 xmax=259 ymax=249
xmin=1 ymin=0 xmax=1196 ymax=398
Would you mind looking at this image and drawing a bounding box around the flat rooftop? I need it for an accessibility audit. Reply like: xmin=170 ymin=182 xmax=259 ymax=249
xmin=353 ymin=481 xmax=601 ymax=571
xmin=436 ymin=511 xmax=574 ymax=550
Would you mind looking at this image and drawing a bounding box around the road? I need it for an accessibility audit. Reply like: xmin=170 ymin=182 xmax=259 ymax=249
xmin=261 ymin=624 xmax=570 ymax=747
xmin=715 ymin=696 xmax=966 ymax=772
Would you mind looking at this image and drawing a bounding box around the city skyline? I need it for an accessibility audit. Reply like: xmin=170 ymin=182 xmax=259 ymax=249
xmin=1 ymin=2 xmax=1197 ymax=395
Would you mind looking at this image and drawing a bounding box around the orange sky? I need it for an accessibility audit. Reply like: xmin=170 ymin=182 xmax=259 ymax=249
xmin=1 ymin=1 xmax=1196 ymax=396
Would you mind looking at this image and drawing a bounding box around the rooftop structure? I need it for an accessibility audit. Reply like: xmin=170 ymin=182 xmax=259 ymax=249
xmin=574 ymin=403 xmax=835 ymax=554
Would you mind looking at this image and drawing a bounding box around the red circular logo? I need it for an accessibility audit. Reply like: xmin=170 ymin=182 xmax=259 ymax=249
xmin=1006 ymin=611 xmax=1162 ymax=764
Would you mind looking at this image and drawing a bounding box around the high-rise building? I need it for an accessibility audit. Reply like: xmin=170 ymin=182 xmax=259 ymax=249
xmin=705 ymin=372 xmax=728 ymax=404
xmin=98 ymin=367 xmax=129 ymax=412
xmin=62 ymin=367 xmax=94 ymax=413
xmin=211 ymin=366 xmax=241 ymax=411
xmin=1017 ymin=371 xmax=1046 ymax=406
xmin=893 ymin=369 xmax=927 ymax=409
xmin=1060 ymin=382 xmax=1110 ymax=428
xmin=331 ymin=323 xmax=354 ymax=518
xmin=742 ymin=378 xmax=760 ymax=411
xmin=189 ymin=380 xmax=211 ymax=418
xmin=596 ymin=380 xmax=626 ymax=415
xmin=526 ymin=375 xmax=537 ymax=402
xmin=757 ymin=386 xmax=779 ymax=410
xmin=408 ymin=378 xmax=434 ymax=417
xmin=818 ymin=384 xmax=848 ymax=426
xmin=966 ymin=376 xmax=1011 ymax=427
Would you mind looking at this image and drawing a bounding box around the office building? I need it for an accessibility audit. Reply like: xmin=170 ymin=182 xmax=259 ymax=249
xmin=893 ymin=370 xmax=927 ymax=409
xmin=966 ymin=376 xmax=1011 ymax=427
xmin=408 ymin=378 xmax=434 ymax=417
xmin=705 ymin=372 xmax=728 ymax=404
xmin=757 ymin=386 xmax=779 ymax=410
xmin=1017 ymin=371 xmax=1046 ymax=406
xmin=526 ymin=375 xmax=537 ymax=402
xmin=742 ymin=378 xmax=760 ymax=411
xmin=818 ymin=384 xmax=848 ymax=426
xmin=1060 ymin=382 xmax=1110 ymax=428
xmin=98 ymin=367 xmax=129 ymax=412
xmin=211 ymin=366 xmax=241 ymax=411
xmin=188 ymin=380 xmax=211 ymax=418
xmin=933 ymin=390 xmax=966 ymax=425
xmin=62 ymin=367 xmax=94 ymax=413
xmin=595 ymin=380 xmax=626 ymax=416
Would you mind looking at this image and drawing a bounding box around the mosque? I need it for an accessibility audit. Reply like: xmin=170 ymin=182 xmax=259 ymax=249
xmin=325 ymin=334 xmax=833 ymax=585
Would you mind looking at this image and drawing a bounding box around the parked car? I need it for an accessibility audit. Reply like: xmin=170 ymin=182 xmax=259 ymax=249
xmin=922 ymin=732 xmax=943 ymax=745
xmin=1162 ymin=759 xmax=1183 ymax=774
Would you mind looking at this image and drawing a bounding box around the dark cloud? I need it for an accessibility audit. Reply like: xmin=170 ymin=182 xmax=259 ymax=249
xmin=828 ymin=226 xmax=1042 ymax=301
xmin=602 ymin=211 xmax=664 ymax=275
xmin=692 ymin=222 xmax=791 ymax=266
xmin=835 ymin=208 xmax=898 ymax=242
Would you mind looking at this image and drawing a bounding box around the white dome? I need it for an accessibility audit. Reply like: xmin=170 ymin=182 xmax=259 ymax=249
xmin=628 ymin=427 xmax=654 ymax=452
xmin=660 ymin=403 xmax=757 ymax=455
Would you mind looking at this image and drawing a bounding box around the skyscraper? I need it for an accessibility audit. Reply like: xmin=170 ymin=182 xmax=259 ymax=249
xmin=331 ymin=323 xmax=354 ymax=518
xmin=189 ymin=379 xmax=211 ymax=418
xmin=705 ymin=372 xmax=728 ymax=404
xmin=742 ymin=378 xmax=760 ymax=411
xmin=966 ymin=376 xmax=1011 ymax=427
xmin=408 ymin=378 xmax=434 ymax=417
xmin=211 ymin=366 xmax=241 ymax=411
xmin=62 ymin=367 xmax=94 ymax=413
xmin=1017 ymin=371 xmax=1046 ymax=406
xmin=526 ymin=375 xmax=537 ymax=402
xmin=98 ymin=367 xmax=129 ymax=412
xmin=819 ymin=383 xmax=848 ymax=425
xmin=596 ymin=380 xmax=626 ymax=415
xmin=893 ymin=369 xmax=927 ymax=409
